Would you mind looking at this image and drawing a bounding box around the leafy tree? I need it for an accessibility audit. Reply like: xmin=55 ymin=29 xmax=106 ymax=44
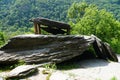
xmin=67 ymin=2 xmax=120 ymax=53
xmin=0 ymin=0 xmax=120 ymax=49
xmin=0 ymin=0 xmax=120 ymax=35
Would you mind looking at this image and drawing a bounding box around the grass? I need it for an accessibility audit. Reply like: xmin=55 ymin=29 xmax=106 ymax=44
xmin=43 ymin=63 xmax=57 ymax=70
xmin=95 ymin=76 xmax=118 ymax=80
xmin=111 ymin=76 xmax=118 ymax=80
xmin=42 ymin=62 xmax=79 ymax=80
xmin=42 ymin=63 xmax=57 ymax=80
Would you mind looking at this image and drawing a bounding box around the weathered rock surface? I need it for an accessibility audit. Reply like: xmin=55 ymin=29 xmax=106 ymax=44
xmin=0 ymin=34 xmax=118 ymax=66
xmin=0 ymin=65 xmax=48 ymax=80
xmin=5 ymin=65 xmax=37 ymax=79
xmin=0 ymin=56 xmax=120 ymax=80
xmin=92 ymin=36 xmax=118 ymax=62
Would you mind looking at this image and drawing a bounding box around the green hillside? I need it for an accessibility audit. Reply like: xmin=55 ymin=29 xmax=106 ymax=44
xmin=0 ymin=0 xmax=120 ymax=33
xmin=0 ymin=0 xmax=120 ymax=53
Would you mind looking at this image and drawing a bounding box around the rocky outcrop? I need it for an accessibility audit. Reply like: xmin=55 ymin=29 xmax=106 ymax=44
xmin=5 ymin=65 xmax=38 ymax=79
xmin=0 ymin=57 xmax=120 ymax=80
xmin=0 ymin=34 xmax=118 ymax=66
xmin=92 ymin=36 xmax=118 ymax=62
xmin=0 ymin=65 xmax=49 ymax=80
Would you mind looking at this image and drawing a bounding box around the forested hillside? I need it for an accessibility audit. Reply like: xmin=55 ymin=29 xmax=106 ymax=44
xmin=0 ymin=0 xmax=120 ymax=33
xmin=0 ymin=0 xmax=120 ymax=53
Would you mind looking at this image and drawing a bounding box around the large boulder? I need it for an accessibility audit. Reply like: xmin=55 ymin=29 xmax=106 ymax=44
xmin=0 ymin=34 xmax=118 ymax=65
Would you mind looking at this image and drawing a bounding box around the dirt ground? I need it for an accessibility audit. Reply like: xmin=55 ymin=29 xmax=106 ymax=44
xmin=50 ymin=55 xmax=120 ymax=80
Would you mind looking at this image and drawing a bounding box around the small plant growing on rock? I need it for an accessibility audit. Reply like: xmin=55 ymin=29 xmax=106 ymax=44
xmin=43 ymin=63 xmax=57 ymax=70
xmin=42 ymin=63 xmax=57 ymax=80
xmin=111 ymin=76 xmax=117 ymax=80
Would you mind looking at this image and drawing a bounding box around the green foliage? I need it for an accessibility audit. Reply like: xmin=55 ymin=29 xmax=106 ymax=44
xmin=111 ymin=76 xmax=118 ymax=80
xmin=43 ymin=63 xmax=57 ymax=70
xmin=110 ymin=38 xmax=120 ymax=54
xmin=0 ymin=0 xmax=120 ymax=35
xmin=0 ymin=60 xmax=26 ymax=72
xmin=43 ymin=63 xmax=57 ymax=80
xmin=0 ymin=0 xmax=72 ymax=32
xmin=0 ymin=0 xmax=120 ymax=53
xmin=0 ymin=32 xmax=5 ymax=46
xmin=10 ymin=60 xmax=26 ymax=69
xmin=67 ymin=2 xmax=120 ymax=54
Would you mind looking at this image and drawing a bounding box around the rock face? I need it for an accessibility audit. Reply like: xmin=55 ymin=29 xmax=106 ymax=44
xmin=0 ymin=34 xmax=118 ymax=65
xmin=5 ymin=65 xmax=38 ymax=79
